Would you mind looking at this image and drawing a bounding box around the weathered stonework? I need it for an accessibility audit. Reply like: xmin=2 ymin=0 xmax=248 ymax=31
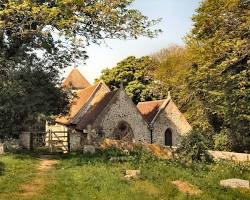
xmin=70 ymin=131 xmax=82 ymax=151
xmin=152 ymin=112 xmax=180 ymax=146
xmin=152 ymin=100 xmax=192 ymax=146
xmin=83 ymin=145 xmax=95 ymax=154
xmin=93 ymin=90 xmax=151 ymax=143
xmin=19 ymin=132 xmax=31 ymax=149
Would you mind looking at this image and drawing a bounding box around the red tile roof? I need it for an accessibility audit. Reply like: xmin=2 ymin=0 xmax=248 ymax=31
xmin=62 ymin=68 xmax=91 ymax=89
xmin=76 ymin=90 xmax=118 ymax=130
xmin=137 ymin=100 xmax=165 ymax=123
xmin=56 ymin=83 xmax=99 ymax=125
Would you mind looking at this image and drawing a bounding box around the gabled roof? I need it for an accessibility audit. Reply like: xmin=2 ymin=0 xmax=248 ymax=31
xmin=76 ymin=90 xmax=118 ymax=130
xmin=137 ymin=92 xmax=172 ymax=126
xmin=137 ymin=100 xmax=165 ymax=124
xmin=56 ymin=83 xmax=100 ymax=125
xmin=137 ymin=94 xmax=192 ymax=134
xmin=62 ymin=68 xmax=91 ymax=89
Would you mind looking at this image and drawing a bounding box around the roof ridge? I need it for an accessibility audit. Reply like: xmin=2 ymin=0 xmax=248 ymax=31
xmin=137 ymin=99 xmax=166 ymax=104
xmin=150 ymin=93 xmax=171 ymax=127
xmin=70 ymin=82 xmax=104 ymax=124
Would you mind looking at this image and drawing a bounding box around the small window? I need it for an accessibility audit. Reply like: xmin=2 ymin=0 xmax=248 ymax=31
xmin=113 ymin=121 xmax=134 ymax=141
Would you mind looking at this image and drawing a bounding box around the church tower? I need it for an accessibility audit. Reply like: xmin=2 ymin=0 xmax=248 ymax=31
xmin=62 ymin=67 xmax=91 ymax=90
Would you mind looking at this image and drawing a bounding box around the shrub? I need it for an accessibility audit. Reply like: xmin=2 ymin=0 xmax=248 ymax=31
xmin=176 ymin=130 xmax=212 ymax=163
xmin=129 ymin=145 xmax=158 ymax=167
xmin=100 ymin=146 xmax=126 ymax=158
xmin=213 ymin=130 xmax=232 ymax=151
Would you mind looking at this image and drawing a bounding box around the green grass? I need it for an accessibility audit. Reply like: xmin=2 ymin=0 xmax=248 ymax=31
xmin=0 ymin=150 xmax=250 ymax=200
xmin=0 ymin=153 xmax=38 ymax=199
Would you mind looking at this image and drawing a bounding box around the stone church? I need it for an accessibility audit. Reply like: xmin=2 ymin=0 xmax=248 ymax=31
xmin=46 ymin=68 xmax=191 ymax=148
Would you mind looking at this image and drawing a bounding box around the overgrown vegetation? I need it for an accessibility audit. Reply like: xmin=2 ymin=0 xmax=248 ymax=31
xmin=1 ymin=152 xmax=250 ymax=200
xmin=176 ymin=131 xmax=212 ymax=163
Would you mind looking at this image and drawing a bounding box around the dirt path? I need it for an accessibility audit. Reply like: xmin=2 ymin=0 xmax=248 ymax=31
xmin=172 ymin=180 xmax=202 ymax=195
xmin=20 ymin=157 xmax=58 ymax=198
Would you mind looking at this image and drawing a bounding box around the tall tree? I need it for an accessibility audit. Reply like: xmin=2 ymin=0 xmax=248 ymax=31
xmin=186 ymin=0 xmax=250 ymax=151
xmin=97 ymin=56 xmax=161 ymax=104
xmin=152 ymin=45 xmax=213 ymax=134
xmin=0 ymin=0 xmax=161 ymax=136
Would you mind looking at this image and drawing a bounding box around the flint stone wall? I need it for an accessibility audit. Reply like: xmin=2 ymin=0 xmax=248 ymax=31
xmin=93 ymin=90 xmax=151 ymax=143
xmin=152 ymin=111 xmax=180 ymax=146
xmin=152 ymin=100 xmax=192 ymax=146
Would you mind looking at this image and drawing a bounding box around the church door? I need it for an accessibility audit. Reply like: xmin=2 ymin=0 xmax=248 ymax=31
xmin=164 ymin=128 xmax=172 ymax=146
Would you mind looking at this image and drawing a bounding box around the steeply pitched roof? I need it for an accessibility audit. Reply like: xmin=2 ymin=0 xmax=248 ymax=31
xmin=62 ymin=68 xmax=91 ymax=89
xmin=137 ymin=96 xmax=192 ymax=134
xmin=137 ymin=100 xmax=165 ymax=124
xmin=56 ymin=83 xmax=100 ymax=125
xmin=76 ymin=90 xmax=118 ymax=130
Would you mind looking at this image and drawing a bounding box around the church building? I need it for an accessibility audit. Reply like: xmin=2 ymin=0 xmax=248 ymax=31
xmin=46 ymin=68 xmax=191 ymax=149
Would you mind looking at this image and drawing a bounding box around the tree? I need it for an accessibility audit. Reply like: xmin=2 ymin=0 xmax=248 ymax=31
xmin=186 ymin=0 xmax=250 ymax=152
xmin=152 ymin=45 xmax=213 ymax=135
xmin=0 ymin=0 xmax=161 ymax=136
xmin=97 ymin=56 xmax=161 ymax=104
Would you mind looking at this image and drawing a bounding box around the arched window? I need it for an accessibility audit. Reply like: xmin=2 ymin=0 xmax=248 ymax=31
xmin=165 ymin=128 xmax=172 ymax=146
xmin=113 ymin=121 xmax=134 ymax=142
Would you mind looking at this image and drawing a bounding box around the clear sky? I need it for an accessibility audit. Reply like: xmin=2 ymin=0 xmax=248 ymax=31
xmin=63 ymin=0 xmax=201 ymax=83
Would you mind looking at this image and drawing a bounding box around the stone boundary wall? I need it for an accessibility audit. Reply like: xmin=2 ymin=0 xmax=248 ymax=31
xmin=208 ymin=150 xmax=250 ymax=162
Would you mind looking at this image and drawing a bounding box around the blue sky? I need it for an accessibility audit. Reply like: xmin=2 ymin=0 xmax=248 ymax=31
xmin=64 ymin=0 xmax=201 ymax=83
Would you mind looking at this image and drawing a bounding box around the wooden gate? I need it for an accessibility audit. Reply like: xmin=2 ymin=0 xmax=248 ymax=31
xmin=31 ymin=130 xmax=70 ymax=153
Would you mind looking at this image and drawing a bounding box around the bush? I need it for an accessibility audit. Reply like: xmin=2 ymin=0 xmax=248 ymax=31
xmin=0 ymin=161 xmax=5 ymax=176
xmin=100 ymin=146 xmax=126 ymax=158
xmin=129 ymin=145 xmax=158 ymax=167
xmin=213 ymin=130 xmax=232 ymax=151
xmin=3 ymin=138 xmax=20 ymax=153
xmin=176 ymin=130 xmax=212 ymax=163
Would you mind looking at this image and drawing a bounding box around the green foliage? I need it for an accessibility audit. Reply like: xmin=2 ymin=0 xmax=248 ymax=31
xmin=152 ymin=45 xmax=213 ymax=134
xmin=213 ymin=130 xmax=232 ymax=151
xmin=177 ymin=130 xmax=212 ymax=163
xmin=129 ymin=145 xmax=158 ymax=167
xmin=0 ymin=0 xmax=161 ymax=136
xmin=185 ymin=0 xmax=250 ymax=152
xmin=97 ymin=56 xmax=162 ymax=104
xmin=99 ymin=146 xmax=126 ymax=158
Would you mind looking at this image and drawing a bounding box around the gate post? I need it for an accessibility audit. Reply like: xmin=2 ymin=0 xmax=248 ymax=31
xmin=19 ymin=132 xmax=32 ymax=150
xmin=48 ymin=130 xmax=52 ymax=153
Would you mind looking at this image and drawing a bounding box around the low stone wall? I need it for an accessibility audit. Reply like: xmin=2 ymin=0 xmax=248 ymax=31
xmin=208 ymin=150 xmax=250 ymax=162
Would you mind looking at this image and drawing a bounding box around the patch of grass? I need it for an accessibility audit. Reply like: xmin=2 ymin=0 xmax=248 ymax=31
xmin=40 ymin=149 xmax=250 ymax=200
xmin=0 ymin=153 xmax=38 ymax=199
xmin=0 ymin=149 xmax=250 ymax=200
